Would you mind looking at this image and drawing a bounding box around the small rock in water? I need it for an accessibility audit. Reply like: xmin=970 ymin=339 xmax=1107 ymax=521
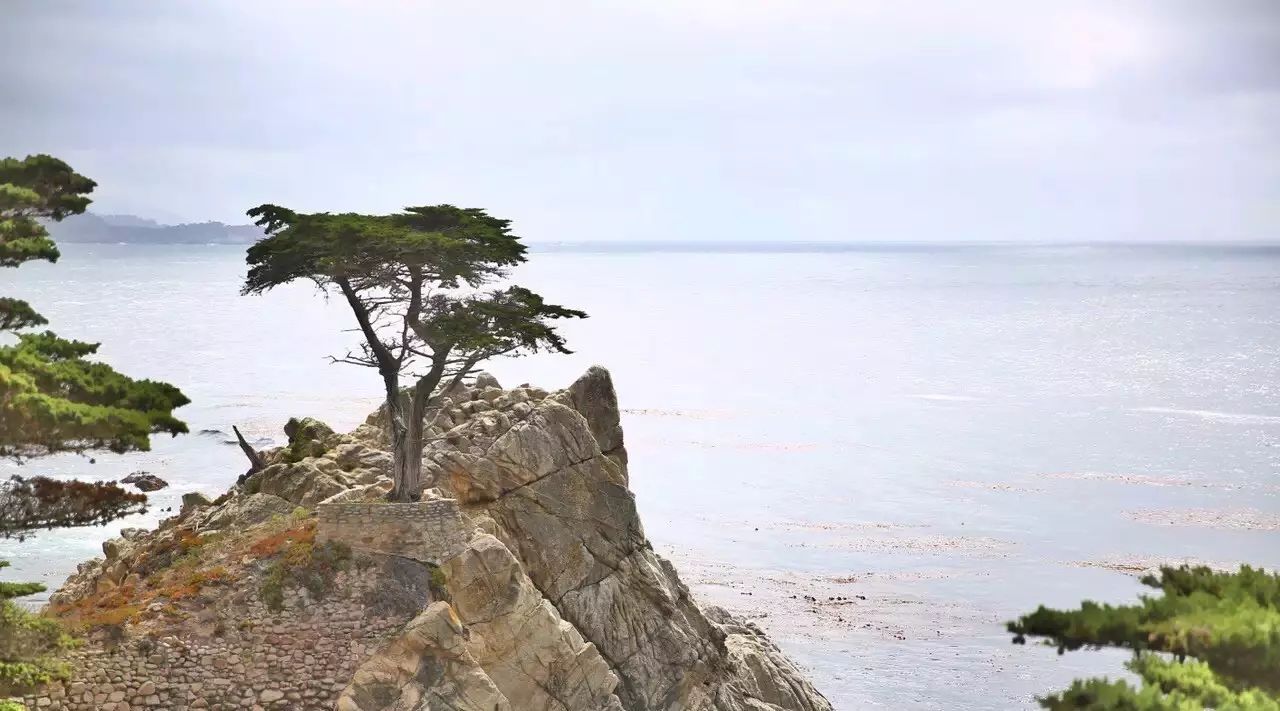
xmin=122 ymin=471 xmax=169 ymax=492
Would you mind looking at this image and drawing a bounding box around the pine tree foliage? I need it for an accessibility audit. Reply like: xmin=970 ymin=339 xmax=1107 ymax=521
xmin=0 ymin=155 xmax=189 ymax=702
xmin=1010 ymin=565 xmax=1280 ymax=709
xmin=0 ymin=155 xmax=189 ymax=458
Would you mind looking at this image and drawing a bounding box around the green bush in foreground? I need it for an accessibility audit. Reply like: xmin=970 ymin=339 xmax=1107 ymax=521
xmin=1009 ymin=565 xmax=1280 ymax=709
xmin=0 ymin=560 xmax=74 ymax=699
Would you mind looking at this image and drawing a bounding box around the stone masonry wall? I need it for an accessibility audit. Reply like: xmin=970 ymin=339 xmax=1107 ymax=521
xmin=5 ymin=502 xmax=470 ymax=710
xmin=8 ymin=565 xmax=420 ymax=711
xmin=316 ymin=500 xmax=470 ymax=565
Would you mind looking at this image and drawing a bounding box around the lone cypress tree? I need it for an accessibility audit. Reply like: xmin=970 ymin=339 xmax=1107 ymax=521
xmin=0 ymin=155 xmax=190 ymax=699
xmin=1009 ymin=565 xmax=1280 ymax=709
xmin=243 ymin=204 xmax=586 ymax=500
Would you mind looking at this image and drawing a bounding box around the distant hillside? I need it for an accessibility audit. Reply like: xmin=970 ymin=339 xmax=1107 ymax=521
xmin=99 ymin=214 xmax=163 ymax=229
xmin=48 ymin=212 xmax=264 ymax=245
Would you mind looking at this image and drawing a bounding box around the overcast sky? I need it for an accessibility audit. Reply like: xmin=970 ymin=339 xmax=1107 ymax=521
xmin=2 ymin=1 xmax=1277 ymax=242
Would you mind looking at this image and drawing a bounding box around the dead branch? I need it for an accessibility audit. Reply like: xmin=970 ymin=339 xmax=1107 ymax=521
xmin=233 ymin=425 xmax=267 ymax=476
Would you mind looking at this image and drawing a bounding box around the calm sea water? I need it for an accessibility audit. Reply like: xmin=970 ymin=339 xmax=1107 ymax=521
xmin=3 ymin=243 xmax=1278 ymax=709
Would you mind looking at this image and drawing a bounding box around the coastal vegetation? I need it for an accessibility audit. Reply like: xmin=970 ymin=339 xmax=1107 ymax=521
xmin=45 ymin=512 xmax=343 ymax=633
xmin=0 ymin=154 xmax=189 ymax=700
xmin=242 ymin=203 xmax=585 ymax=500
xmin=1010 ymin=565 xmax=1280 ymax=709
xmin=257 ymin=527 xmax=352 ymax=613
xmin=0 ymin=476 xmax=146 ymax=540
xmin=0 ymin=561 xmax=74 ymax=700
xmin=0 ymin=155 xmax=188 ymax=460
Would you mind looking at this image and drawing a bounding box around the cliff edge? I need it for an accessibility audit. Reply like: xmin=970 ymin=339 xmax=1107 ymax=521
xmin=25 ymin=367 xmax=831 ymax=711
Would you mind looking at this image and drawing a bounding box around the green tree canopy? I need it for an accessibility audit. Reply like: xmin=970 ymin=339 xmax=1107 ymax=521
xmin=0 ymin=155 xmax=189 ymax=459
xmin=0 ymin=155 xmax=190 ymax=704
xmin=1009 ymin=565 xmax=1280 ymax=709
xmin=243 ymin=203 xmax=585 ymax=500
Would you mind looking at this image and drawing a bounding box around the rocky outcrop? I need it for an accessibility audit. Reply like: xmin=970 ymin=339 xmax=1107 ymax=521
xmin=551 ymin=366 xmax=628 ymax=471
xmin=122 ymin=471 xmax=168 ymax=492
xmin=339 ymin=602 xmax=509 ymax=711
xmin=198 ymin=491 xmax=296 ymax=531
xmin=180 ymin=491 xmax=212 ymax=514
xmin=343 ymin=533 xmax=625 ymax=711
xmin=33 ymin=366 xmax=830 ymax=711
xmin=419 ymin=368 xmax=829 ymax=711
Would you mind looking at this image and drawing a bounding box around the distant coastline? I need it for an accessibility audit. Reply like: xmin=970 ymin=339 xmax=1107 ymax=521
xmin=47 ymin=212 xmax=264 ymax=245
xmin=524 ymin=241 xmax=1280 ymax=255
xmin=48 ymin=214 xmax=1280 ymax=253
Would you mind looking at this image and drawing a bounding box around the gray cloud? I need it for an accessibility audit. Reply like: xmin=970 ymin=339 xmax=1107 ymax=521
xmin=2 ymin=0 xmax=1276 ymax=241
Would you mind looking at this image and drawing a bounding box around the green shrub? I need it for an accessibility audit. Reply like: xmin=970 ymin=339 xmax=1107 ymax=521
xmin=1010 ymin=565 xmax=1280 ymax=709
xmin=258 ymin=540 xmax=351 ymax=613
xmin=0 ymin=561 xmax=74 ymax=698
xmin=428 ymin=565 xmax=449 ymax=601
xmin=260 ymin=567 xmax=285 ymax=613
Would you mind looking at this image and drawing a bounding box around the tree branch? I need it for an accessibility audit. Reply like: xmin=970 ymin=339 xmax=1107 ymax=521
xmin=336 ymin=276 xmax=397 ymax=374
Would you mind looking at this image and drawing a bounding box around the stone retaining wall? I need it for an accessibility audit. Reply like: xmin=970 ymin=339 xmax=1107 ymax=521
xmin=6 ymin=565 xmax=422 ymax=711
xmin=316 ymin=500 xmax=470 ymax=565
xmin=4 ymin=500 xmax=472 ymax=710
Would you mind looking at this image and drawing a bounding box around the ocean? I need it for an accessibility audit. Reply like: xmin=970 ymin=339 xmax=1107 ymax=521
xmin=2 ymin=242 xmax=1278 ymax=709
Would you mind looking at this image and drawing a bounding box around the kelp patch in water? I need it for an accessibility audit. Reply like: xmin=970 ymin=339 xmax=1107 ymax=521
xmin=1125 ymin=508 xmax=1280 ymax=531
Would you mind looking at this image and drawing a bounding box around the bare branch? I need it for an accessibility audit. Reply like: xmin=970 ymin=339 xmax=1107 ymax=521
xmin=337 ymin=277 xmax=397 ymax=375
xmin=328 ymin=356 xmax=381 ymax=368
xmin=233 ymin=425 xmax=266 ymax=474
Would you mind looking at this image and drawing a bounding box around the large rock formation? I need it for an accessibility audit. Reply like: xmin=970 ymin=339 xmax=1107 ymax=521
xmin=30 ymin=367 xmax=830 ymax=711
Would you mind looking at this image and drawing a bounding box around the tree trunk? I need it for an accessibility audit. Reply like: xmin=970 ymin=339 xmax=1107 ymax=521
xmin=383 ymin=372 xmax=415 ymax=502
xmin=401 ymin=382 xmax=428 ymax=502
xmin=398 ymin=361 xmax=449 ymax=501
xmin=388 ymin=404 xmax=411 ymax=501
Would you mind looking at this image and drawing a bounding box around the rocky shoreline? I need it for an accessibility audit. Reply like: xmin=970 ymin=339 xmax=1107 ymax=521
xmin=11 ymin=367 xmax=831 ymax=711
